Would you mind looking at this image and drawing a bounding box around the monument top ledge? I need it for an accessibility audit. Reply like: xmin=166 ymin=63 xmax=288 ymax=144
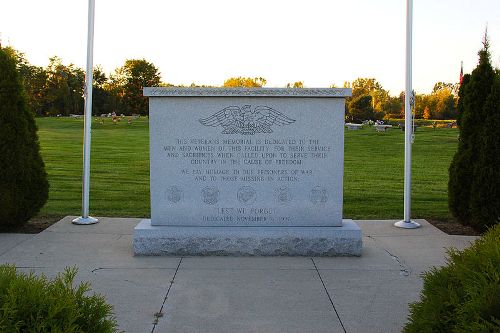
xmin=143 ymin=87 xmax=352 ymax=98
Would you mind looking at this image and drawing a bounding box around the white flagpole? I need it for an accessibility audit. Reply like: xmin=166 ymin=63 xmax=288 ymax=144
xmin=73 ymin=0 xmax=98 ymax=225
xmin=395 ymin=0 xmax=420 ymax=229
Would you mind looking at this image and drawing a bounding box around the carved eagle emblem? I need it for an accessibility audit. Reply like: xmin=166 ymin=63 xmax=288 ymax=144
xmin=199 ymin=105 xmax=295 ymax=135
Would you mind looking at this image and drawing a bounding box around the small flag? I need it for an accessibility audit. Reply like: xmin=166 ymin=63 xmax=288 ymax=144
xmin=460 ymin=61 xmax=463 ymax=85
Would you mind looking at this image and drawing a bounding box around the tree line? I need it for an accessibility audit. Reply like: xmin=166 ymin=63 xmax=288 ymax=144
xmin=343 ymin=78 xmax=460 ymax=123
xmin=5 ymin=46 xmax=460 ymax=119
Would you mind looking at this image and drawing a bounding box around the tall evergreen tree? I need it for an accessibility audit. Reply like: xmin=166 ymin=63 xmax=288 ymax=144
xmin=469 ymin=74 xmax=500 ymax=229
xmin=0 ymin=47 xmax=49 ymax=227
xmin=448 ymin=33 xmax=499 ymax=229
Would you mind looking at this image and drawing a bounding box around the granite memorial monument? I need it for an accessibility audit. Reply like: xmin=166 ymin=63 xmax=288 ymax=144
xmin=134 ymin=87 xmax=361 ymax=256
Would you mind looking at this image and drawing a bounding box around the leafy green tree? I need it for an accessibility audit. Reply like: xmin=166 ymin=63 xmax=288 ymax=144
xmin=430 ymin=83 xmax=458 ymax=119
xmin=413 ymin=93 xmax=426 ymax=119
xmin=422 ymin=106 xmax=431 ymax=120
xmin=44 ymin=57 xmax=84 ymax=116
xmin=286 ymin=81 xmax=304 ymax=88
xmin=111 ymin=59 xmax=161 ymax=115
xmin=345 ymin=78 xmax=390 ymax=119
xmin=0 ymin=47 xmax=49 ymax=228
xmin=347 ymin=95 xmax=374 ymax=122
xmin=66 ymin=64 xmax=85 ymax=115
xmin=92 ymin=66 xmax=113 ymax=116
xmin=3 ymin=46 xmax=48 ymax=116
xmin=223 ymin=77 xmax=266 ymax=87
xmin=102 ymin=75 xmax=122 ymax=116
xmin=437 ymin=94 xmax=457 ymax=119
xmin=403 ymin=82 xmax=460 ymax=121
xmin=448 ymin=33 xmax=498 ymax=229
xmin=382 ymin=95 xmax=403 ymax=119
xmin=23 ymin=65 xmax=48 ymax=116
xmin=432 ymin=82 xmax=455 ymax=93
xmin=346 ymin=78 xmax=384 ymax=99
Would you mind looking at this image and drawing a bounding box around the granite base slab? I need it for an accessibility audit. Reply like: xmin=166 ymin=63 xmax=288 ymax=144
xmin=133 ymin=219 xmax=362 ymax=256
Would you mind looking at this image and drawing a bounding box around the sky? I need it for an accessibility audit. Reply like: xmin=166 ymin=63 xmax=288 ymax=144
xmin=1 ymin=0 xmax=499 ymax=95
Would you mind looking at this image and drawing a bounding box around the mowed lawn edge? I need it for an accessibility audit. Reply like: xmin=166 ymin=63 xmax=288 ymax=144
xmin=36 ymin=117 xmax=457 ymax=220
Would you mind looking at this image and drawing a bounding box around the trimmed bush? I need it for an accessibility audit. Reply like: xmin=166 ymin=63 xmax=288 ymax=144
xmin=0 ymin=265 xmax=118 ymax=332
xmin=403 ymin=224 xmax=500 ymax=333
xmin=0 ymin=47 xmax=49 ymax=228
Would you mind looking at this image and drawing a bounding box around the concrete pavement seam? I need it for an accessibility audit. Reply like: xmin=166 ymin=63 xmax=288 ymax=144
xmin=151 ymin=257 xmax=183 ymax=333
xmin=310 ymin=258 xmax=347 ymax=333
xmin=91 ymin=267 xmax=180 ymax=272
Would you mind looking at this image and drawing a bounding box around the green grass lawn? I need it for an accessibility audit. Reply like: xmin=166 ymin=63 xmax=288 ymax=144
xmin=36 ymin=117 xmax=458 ymax=220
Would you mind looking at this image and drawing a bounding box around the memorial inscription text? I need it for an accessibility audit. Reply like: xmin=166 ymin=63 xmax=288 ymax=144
xmin=163 ymin=137 xmax=331 ymax=183
xmin=158 ymin=134 xmax=334 ymax=225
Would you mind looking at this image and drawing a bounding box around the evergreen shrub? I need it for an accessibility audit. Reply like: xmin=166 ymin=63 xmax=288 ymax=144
xmin=448 ymin=35 xmax=499 ymax=230
xmin=0 ymin=47 xmax=49 ymax=227
xmin=403 ymin=224 xmax=500 ymax=333
xmin=0 ymin=265 xmax=118 ymax=332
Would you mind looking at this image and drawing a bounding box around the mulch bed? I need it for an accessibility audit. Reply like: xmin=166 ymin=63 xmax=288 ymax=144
xmin=0 ymin=216 xmax=63 ymax=234
xmin=426 ymin=218 xmax=482 ymax=236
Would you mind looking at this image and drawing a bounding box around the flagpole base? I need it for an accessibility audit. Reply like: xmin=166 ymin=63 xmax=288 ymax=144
xmin=72 ymin=216 xmax=99 ymax=225
xmin=394 ymin=220 xmax=421 ymax=229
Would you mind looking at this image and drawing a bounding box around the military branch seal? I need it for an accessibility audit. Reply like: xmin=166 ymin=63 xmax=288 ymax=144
xmin=199 ymin=105 xmax=295 ymax=135
xmin=237 ymin=186 xmax=257 ymax=204
xmin=166 ymin=186 xmax=183 ymax=203
xmin=275 ymin=187 xmax=292 ymax=205
xmin=309 ymin=186 xmax=328 ymax=204
xmin=202 ymin=186 xmax=220 ymax=205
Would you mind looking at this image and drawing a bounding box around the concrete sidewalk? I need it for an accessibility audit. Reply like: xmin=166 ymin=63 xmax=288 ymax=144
xmin=0 ymin=217 xmax=477 ymax=333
